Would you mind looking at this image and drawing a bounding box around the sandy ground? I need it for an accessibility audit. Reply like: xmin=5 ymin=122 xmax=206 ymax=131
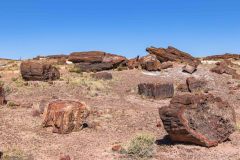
xmin=0 ymin=61 xmax=240 ymax=160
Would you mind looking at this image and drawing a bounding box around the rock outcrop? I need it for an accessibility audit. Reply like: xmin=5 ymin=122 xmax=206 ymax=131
xmin=203 ymin=53 xmax=240 ymax=60
xmin=160 ymin=61 xmax=173 ymax=69
xmin=127 ymin=56 xmax=140 ymax=69
xmin=138 ymin=82 xmax=174 ymax=99
xmin=139 ymin=54 xmax=161 ymax=71
xmin=20 ymin=61 xmax=60 ymax=81
xmin=42 ymin=100 xmax=90 ymax=134
xmin=146 ymin=46 xmax=200 ymax=66
xmin=159 ymin=93 xmax=236 ymax=147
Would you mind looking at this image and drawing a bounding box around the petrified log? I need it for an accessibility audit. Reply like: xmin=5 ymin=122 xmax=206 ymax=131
xmin=211 ymin=61 xmax=236 ymax=75
xmin=186 ymin=77 xmax=207 ymax=93
xmin=138 ymin=83 xmax=174 ymax=99
xmin=0 ymin=85 xmax=5 ymax=105
xmin=203 ymin=53 xmax=240 ymax=61
xmin=42 ymin=100 xmax=90 ymax=134
xmin=146 ymin=46 xmax=200 ymax=66
xmin=20 ymin=61 xmax=60 ymax=81
xmin=159 ymin=93 xmax=236 ymax=147
xmin=160 ymin=61 xmax=173 ymax=69
xmin=75 ymin=63 xmax=113 ymax=72
xmin=182 ymin=64 xmax=197 ymax=74
xmin=127 ymin=56 xmax=140 ymax=69
xmin=139 ymin=54 xmax=161 ymax=71
xmin=68 ymin=51 xmax=105 ymax=63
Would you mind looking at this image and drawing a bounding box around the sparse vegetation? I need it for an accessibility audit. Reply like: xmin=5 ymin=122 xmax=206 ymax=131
xmin=125 ymin=133 xmax=156 ymax=159
xmin=2 ymin=148 xmax=32 ymax=160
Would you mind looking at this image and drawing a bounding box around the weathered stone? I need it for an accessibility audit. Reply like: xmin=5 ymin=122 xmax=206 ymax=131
xmin=138 ymin=83 xmax=174 ymax=99
xmin=160 ymin=61 xmax=173 ymax=69
xmin=159 ymin=93 xmax=236 ymax=147
xmin=20 ymin=61 xmax=60 ymax=81
xmin=176 ymin=83 xmax=189 ymax=92
xmin=42 ymin=100 xmax=90 ymax=134
xmin=211 ymin=61 xmax=236 ymax=75
xmin=182 ymin=64 xmax=197 ymax=74
xmin=91 ymin=72 xmax=113 ymax=80
xmin=68 ymin=51 xmax=105 ymax=63
xmin=146 ymin=46 xmax=200 ymax=66
xmin=102 ymin=53 xmax=127 ymax=67
xmin=186 ymin=77 xmax=207 ymax=93
xmin=127 ymin=56 xmax=140 ymax=69
xmin=0 ymin=85 xmax=5 ymax=105
xmin=203 ymin=53 xmax=240 ymax=61
xmin=139 ymin=54 xmax=161 ymax=71
xmin=75 ymin=63 xmax=113 ymax=72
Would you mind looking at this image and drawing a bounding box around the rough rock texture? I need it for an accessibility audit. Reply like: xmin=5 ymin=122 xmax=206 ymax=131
xmin=75 ymin=63 xmax=113 ymax=72
xmin=20 ymin=61 xmax=60 ymax=81
xmin=127 ymin=56 xmax=140 ymax=69
xmin=211 ymin=61 xmax=240 ymax=79
xmin=160 ymin=61 xmax=173 ymax=69
xmin=138 ymin=82 xmax=174 ymax=99
xmin=146 ymin=46 xmax=200 ymax=66
xmin=139 ymin=54 xmax=161 ymax=71
xmin=91 ymin=72 xmax=113 ymax=80
xmin=176 ymin=83 xmax=189 ymax=92
xmin=182 ymin=64 xmax=197 ymax=74
xmin=0 ymin=85 xmax=5 ymax=105
xmin=203 ymin=53 xmax=240 ymax=60
xmin=68 ymin=51 xmax=127 ymax=71
xmin=186 ymin=77 xmax=207 ymax=93
xmin=159 ymin=93 xmax=236 ymax=147
xmin=42 ymin=100 xmax=90 ymax=134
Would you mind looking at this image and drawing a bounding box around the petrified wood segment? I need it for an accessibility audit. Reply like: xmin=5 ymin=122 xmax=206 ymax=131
xmin=0 ymin=85 xmax=5 ymax=105
xmin=138 ymin=83 xmax=174 ymax=99
xmin=42 ymin=100 xmax=90 ymax=134
xmin=159 ymin=93 xmax=236 ymax=147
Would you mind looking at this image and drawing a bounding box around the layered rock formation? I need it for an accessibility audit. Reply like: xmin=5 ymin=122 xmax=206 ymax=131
xmin=159 ymin=93 xmax=236 ymax=147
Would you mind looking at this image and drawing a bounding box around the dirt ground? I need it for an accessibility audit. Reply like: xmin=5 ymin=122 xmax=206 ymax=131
xmin=0 ymin=61 xmax=240 ymax=160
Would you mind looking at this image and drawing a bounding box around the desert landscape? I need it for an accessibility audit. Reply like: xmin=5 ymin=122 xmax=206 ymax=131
xmin=0 ymin=46 xmax=240 ymax=160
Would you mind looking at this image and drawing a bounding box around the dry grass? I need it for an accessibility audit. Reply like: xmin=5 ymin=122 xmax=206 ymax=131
xmin=1 ymin=148 xmax=32 ymax=160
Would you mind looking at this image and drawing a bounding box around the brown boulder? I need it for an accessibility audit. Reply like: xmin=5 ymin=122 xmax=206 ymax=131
xmin=211 ymin=61 xmax=240 ymax=79
xmin=102 ymin=53 xmax=127 ymax=67
xmin=42 ymin=100 xmax=90 ymax=134
xmin=0 ymin=85 xmax=5 ymax=105
xmin=91 ymin=72 xmax=113 ymax=80
xmin=159 ymin=93 xmax=236 ymax=147
xmin=160 ymin=61 xmax=173 ymax=69
xmin=139 ymin=54 xmax=161 ymax=71
xmin=186 ymin=77 xmax=207 ymax=92
xmin=138 ymin=82 xmax=174 ymax=99
xmin=176 ymin=83 xmax=189 ymax=92
xmin=75 ymin=62 xmax=113 ymax=72
xmin=146 ymin=46 xmax=200 ymax=66
xmin=20 ymin=61 xmax=60 ymax=81
xmin=182 ymin=64 xmax=197 ymax=74
xmin=127 ymin=56 xmax=140 ymax=69
xmin=68 ymin=51 xmax=105 ymax=63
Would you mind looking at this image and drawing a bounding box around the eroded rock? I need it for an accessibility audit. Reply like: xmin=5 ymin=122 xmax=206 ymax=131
xmin=159 ymin=93 xmax=236 ymax=147
xmin=139 ymin=54 xmax=161 ymax=71
xmin=20 ymin=61 xmax=60 ymax=81
xmin=182 ymin=64 xmax=197 ymax=74
xmin=42 ymin=100 xmax=90 ymax=134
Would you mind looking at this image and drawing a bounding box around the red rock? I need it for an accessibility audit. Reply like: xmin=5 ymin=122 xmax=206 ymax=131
xmin=159 ymin=93 xmax=236 ymax=147
xmin=146 ymin=46 xmax=200 ymax=66
xmin=102 ymin=53 xmax=127 ymax=67
xmin=59 ymin=154 xmax=71 ymax=160
xmin=68 ymin=51 xmax=105 ymax=63
xmin=112 ymin=145 xmax=123 ymax=152
xmin=211 ymin=61 xmax=236 ymax=75
xmin=127 ymin=56 xmax=140 ymax=69
xmin=138 ymin=82 xmax=174 ymax=99
xmin=203 ymin=53 xmax=240 ymax=60
xmin=42 ymin=100 xmax=90 ymax=134
xmin=182 ymin=64 xmax=197 ymax=74
xmin=75 ymin=62 xmax=114 ymax=72
xmin=20 ymin=61 xmax=60 ymax=81
xmin=139 ymin=54 xmax=161 ymax=71
xmin=160 ymin=61 xmax=173 ymax=69
xmin=186 ymin=77 xmax=207 ymax=93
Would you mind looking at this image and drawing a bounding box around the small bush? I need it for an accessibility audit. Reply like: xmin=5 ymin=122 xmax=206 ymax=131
xmin=126 ymin=133 xmax=156 ymax=159
xmin=236 ymin=122 xmax=240 ymax=131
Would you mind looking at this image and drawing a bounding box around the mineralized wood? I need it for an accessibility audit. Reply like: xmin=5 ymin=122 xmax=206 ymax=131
xmin=0 ymin=86 xmax=5 ymax=105
xmin=138 ymin=83 xmax=174 ymax=99
xmin=42 ymin=100 xmax=90 ymax=134
xmin=159 ymin=93 xmax=236 ymax=147
xmin=139 ymin=54 xmax=161 ymax=71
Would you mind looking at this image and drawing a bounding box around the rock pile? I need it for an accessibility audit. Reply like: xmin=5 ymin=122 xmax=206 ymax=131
xmin=138 ymin=82 xmax=174 ymax=99
xmin=159 ymin=93 xmax=236 ymax=147
xmin=20 ymin=61 xmax=60 ymax=81
xmin=42 ymin=100 xmax=90 ymax=134
xmin=139 ymin=54 xmax=161 ymax=71
xmin=68 ymin=51 xmax=127 ymax=72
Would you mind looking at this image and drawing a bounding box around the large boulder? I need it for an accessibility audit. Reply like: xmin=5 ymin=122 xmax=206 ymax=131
xmin=139 ymin=54 xmax=161 ymax=71
xmin=182 ymin=64 xmax=197 ymax=74
xmin=146 ymin=46 xmax=200 ymax=66
xmin=68 ymin=51 xmax=105 ymax=63
xmin=127 ymin=56 xmax=140 ymax=69
xmin=42 ymin=100 xmax=90 ymax=134
xmin=20 ymin=61 xmax=60 ymax=81
xmin=0 ymin=85 xmax=5 ymax=105
xmin=159 ymin=93 xmax=236 ymax=147
xmin=160 ymin=61 xmax=173 ymax=70
xmin=75 ymin=63 xmax=113 ymax=72
xmin=138 ymin=82 xmax=174 ymax=99
xmin=186 ymin=77 xmax=207 ymax=92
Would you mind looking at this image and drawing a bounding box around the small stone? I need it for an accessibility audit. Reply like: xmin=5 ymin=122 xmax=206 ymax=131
xmin=112 ymin=145 xmax=123 ymax=152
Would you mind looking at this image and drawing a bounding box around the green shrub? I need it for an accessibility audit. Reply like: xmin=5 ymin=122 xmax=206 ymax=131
xmin=126 ymin=133 xmax=156 ymax=159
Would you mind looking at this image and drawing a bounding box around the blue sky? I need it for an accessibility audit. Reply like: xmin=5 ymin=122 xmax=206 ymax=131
xmin=0 ymin=0 xmax=240 ymax=59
